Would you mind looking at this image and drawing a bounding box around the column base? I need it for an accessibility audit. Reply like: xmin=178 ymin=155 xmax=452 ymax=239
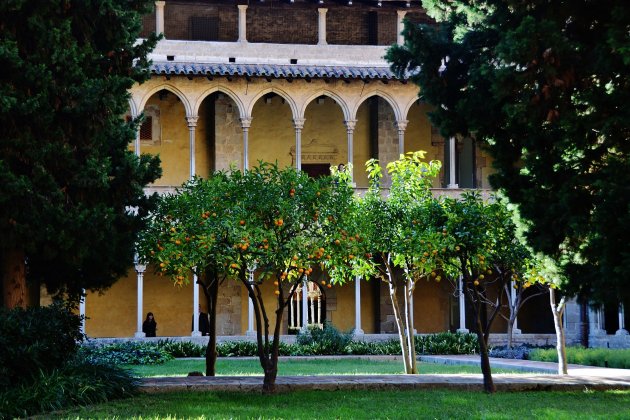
xmin=513 ymin=328 xmax=522 ymax=334
xmin=134 ymin=331 xmax=146 ymax=338
xmin=456 ymin=328 xmax=469 ymax=334
xmin=353 ymin=329 xmax=365 ymax=337
xmin=615 ymin=329 xmax=629 ymax=336
xmin=447 ymin=184 xmax=459 ymax=189
xmin=246 ymin=330 xmax=256 ymax=337
xmin=191 ymin=331 xmax=202 ymax=337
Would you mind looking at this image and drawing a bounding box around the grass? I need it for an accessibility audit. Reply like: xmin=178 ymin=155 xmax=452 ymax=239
xmin=530 ymin=347 xmax=630 ymax=369
xmin=50 ymin=389 xmax=630 ymax=419
xmin=127 ymin=358 xmax=534 ymax=377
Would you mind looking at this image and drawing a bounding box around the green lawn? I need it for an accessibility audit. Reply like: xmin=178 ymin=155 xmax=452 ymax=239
xmin=52 ymin=389 xmax=630 ymax=419
xmin=127 ymin=358 xmax=535 ymax=377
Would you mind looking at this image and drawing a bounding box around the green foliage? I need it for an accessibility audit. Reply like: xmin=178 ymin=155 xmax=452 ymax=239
xmin=156 ymin=339 xmax=206 ymax=358
xmin=415 ymin=332 xmax=478 ymax=355
xmin=529 ymin=347 xmax=630 ymax=369
xmin=387 ymin=0 xmax=630 ymax=302
xmin=0 ymin=302 xmax=84 ymax=390
xmin=0 ymin=0 xmax=161 ymax=300
xmin=296 ymin=322 xmax=353 ymax=355
xmin=79 ymin=342 xmax=173 ymax=365
xmin=0 ymin=359 xmax=137 ymax=419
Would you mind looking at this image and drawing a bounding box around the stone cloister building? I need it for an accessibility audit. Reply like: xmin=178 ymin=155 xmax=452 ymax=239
xmin=74 ymin=0 xmax=628 ymax=347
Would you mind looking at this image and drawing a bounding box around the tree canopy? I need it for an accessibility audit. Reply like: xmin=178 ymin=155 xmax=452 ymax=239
xmin=387 ymin=0 xmax=630 ymax=302
xmin=0 ymin=0 xmax=161 ymax=306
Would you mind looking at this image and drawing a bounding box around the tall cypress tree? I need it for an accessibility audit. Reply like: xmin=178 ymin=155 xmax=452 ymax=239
xmin=0 ymin=1 xmax=161 ymax=307
xmin=387 ymin=0 xmax=630 ymax=302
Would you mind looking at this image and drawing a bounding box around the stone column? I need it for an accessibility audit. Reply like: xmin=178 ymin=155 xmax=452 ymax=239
xmin=354 ymin=276 xmax=364 ymax=335
xmin=457 ymin=276 xmax=469 ymax=333
xmin=396 ymin=11 xmax=407 ymax=46
xmin=155 ymin=1 xmax=166 ymax=36
xmin=589 ymin=306 xmax=607 ymax=335
xmin=616 ymin=303 xmax=628 ymax=335
xmin=447 ymin=137 xmax=459 ymax=188
xmin=237 ymin=5 xmax=248 ymax=43
xmin=294 ymin=118 xmax=306 ymax=170
xmin=510 ymin=281 xmax=522 ymax=334
xmin=301 ymin=278 xmax=309 ymax=330
xmin=192 ymin=271 xmax=201 ymax=337
xmin=135 ymin=263 xmax=147 ymax=338
xmin=344 ymin=119 xmax=357 ymax=181
xmin=395 ymin=120 xmax=408 ymax=156
xmin=246 ymin=270 xmax=256 ymax=336
xmin=186 ymin=116 xmax=198 ymax=179
xmin=79 ymin=290 xmax=86 ymax=336
xmin=317 ymin=8 xmax=328 ymax=45
xmin=241 ymin=117 xmax=252 ymax=171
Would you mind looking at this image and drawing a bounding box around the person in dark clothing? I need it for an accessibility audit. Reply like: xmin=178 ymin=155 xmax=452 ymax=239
xmin=142 ymin=312 xmax=157 ymax=337
xmin=192 ymin=306 xmax=211 ymax=336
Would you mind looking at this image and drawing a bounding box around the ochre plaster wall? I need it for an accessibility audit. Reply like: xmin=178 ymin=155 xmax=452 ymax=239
xmin=85 ymin=267 xmax=194 ymax=338
xmin=141 ymin=94 xmax=189 ymax=186
xmin=249 ymin=96 xmax=295 ymax=168
xmin=413 ymin=280 xmax=451 ymax=333
xmin=405 ymin=102 xmax=442 ymax=188
xmin=303 ymin=99 xmax=347 ymax=169
xmin=352 ymin=104 xmax=371 ymax=188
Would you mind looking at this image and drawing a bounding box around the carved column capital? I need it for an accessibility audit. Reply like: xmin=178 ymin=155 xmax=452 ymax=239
xmin=293 ymin=118 xmax=306 ymax=130
xmin=240 ymin=117 xmax=253 ymax=130
xmin=186 ymin=115 xmax=199 ymax=128
xmin=344 ymin=119 xmax=358 ymax=133
xmin=395 ymin=119 xmax=408 ymax=132
xmin=135 ymin=263 xmax=146 ymax=274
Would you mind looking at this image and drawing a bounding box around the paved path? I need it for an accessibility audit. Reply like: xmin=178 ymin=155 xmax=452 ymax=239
xmin=139 ymin=356 xmax=630 ymax=393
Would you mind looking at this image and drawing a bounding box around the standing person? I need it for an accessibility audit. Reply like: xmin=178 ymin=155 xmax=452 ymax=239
xmin=192 ymin=305 xmax=211 ymax=336
xmin=142 ymin=312 xmax=157 ymax=337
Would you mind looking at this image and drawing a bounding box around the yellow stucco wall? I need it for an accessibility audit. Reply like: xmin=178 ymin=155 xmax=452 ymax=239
xmin=405 ymin=102 xmax=442 ymax=188
xmin=413 ymin=280 xmax=451 ymax=333
xmin=85 ymin=266 xmax=195 ymax=338
xmin=303 ymin=98 xmax=347 ymax=168
xmin=249 ymin=95 xmax=295 ymax=168
xmin=353 ymin=104 xmax=371 ymax=188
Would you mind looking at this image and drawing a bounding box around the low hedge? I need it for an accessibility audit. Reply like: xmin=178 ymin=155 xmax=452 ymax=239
xmin=529 ymin=347 xmax=630 ymax=369
xmin=83 ymin=331 xmax=478 ymax=364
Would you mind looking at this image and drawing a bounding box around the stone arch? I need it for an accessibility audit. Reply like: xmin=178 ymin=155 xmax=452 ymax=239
xmin=128 ymin=98 xmax=139 ymax=118
xmin=247 ymin=87 xmax=299 ymax=121
xmin=301 ymin=90 xmax=351 ymax=121
xmin=402 ymin=96 xmax=423 ymax=122
xmin=194 ymin=86 xmax=246 ymax=120
xmin=353 ymin=91 xmax=402 ymax=122
xmin=138 ymin=84 xmax=193 ymax=116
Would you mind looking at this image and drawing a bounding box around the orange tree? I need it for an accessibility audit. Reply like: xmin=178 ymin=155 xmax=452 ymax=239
xmin=141 ymin=163 xmax=354 ymax=392
xmin=326 ymin=152 xmax=444 ymax=374
xmin=138 ymin=173 xmax=233 ymax=376
xmin=438 ymin=192 xmax=558 ymax=392
xmin=225 ymin=163 xmax=354 ymax=393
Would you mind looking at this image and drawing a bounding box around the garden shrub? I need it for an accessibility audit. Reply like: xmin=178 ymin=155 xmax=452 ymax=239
xmin=296 ymin=322 xmax=353 ymax=355
xmin=0 ymin=302 xmax=84 ymax=390
xmin=157 ymin=339 xmax=205 ymax=357
xmin=529 ymin=347 xmax=630 ymax=369
xmin=415 ymin=332 xmax=478 ymax=355
xmin=0 ymin=358 xmax=137 ymax=419
xmin=488 ymin=345 xmax=533 ymax=360
xmin=79 ymin=341 xmax=173 ymax=365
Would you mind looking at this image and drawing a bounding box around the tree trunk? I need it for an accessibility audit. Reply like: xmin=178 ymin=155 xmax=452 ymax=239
xmin=388 ymin=280 xmax=413 ymax=374
xmin=404 ymin=279 xmax=418 ymax=373
xmin=2 ymin=247 xmax=27 ymax=308
xmin=550 ymin=288 xmax=568 ymax=375
xmin=506 ymin=319 xmax=514 ymax=349
xmin=204 ymin=272 xmax=219 ymax=376
xmin=476 ymin=325 xmax=496 ymax=393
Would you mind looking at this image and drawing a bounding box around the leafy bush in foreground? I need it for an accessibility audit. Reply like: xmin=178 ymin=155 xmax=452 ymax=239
xmin=80 ymin=341 xmax=173 ymax=365
xmin=296 ymin=323 xmax=353 ymax=355
xmin=0 ymin=359 xmax=137 ymax=419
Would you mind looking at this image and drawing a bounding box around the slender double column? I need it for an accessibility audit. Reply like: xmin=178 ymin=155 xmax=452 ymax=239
xmin=616 ymin=304 xmax=628 ymax=335
xmin=395 ymin=120 xmax=408 ymax=156
xmin=396 ymin=11 xmax=407 ymax=46
xmin=301 ymin=278 xmax=309 ymax=330
xmin=79 ymin=290 xmax=86 ymax=336
xmin=511 ymin=281 xmax=522 ymax=334
xmin=186 ymin=116 xmax=198 ymax=179
xmin=447 ymin=137 xmax=459 ymax=188
xmin=191 ymin=269 xmax=201 ymax=337
xmin=135 ymin=262 xmax=147 ymax=338
xmin=344 ymin=119 xmax=357 ymax=181
xmin=294 ymin=118 xmax=306 ymax=170
xmin=589 ymin=306 xmax=607 ymax=335
xmin=237 ymin=5 xmax=248 ymax=43
xmin=246 ymin=270 xmax=256 ymax=336
xmin=457 ymin=276 xmax=469 ymax=333
xmin=354 ymin=276 xmax=364 ymax=335
xmin=241 ymin=117 xmax=252 ymax=171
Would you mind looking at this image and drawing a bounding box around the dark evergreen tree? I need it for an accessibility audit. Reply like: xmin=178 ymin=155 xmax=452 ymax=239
xmin=0 ymin=1 xmax=161 ymax=307
xmin=387 ymin=0 xmax=630 ymax=302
